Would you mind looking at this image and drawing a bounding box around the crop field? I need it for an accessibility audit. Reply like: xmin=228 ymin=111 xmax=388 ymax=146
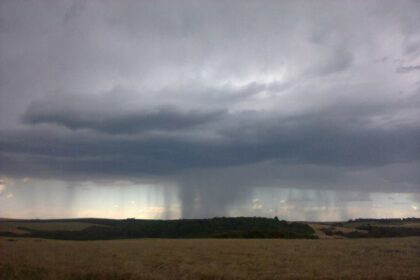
xmin=1 ymin=218 xmax=419 ymax=279
xmin=1 ymin=237 xmax=419 ymax=280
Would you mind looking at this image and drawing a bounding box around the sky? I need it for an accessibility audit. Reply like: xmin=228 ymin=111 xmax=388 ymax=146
xmin=0 ymin=0 xmax=419 ymax=221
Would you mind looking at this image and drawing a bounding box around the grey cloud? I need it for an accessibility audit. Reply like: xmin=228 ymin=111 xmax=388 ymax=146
xmin=404 ymin=41 xmax=420 ymax=55
xmin=2 ymin=100 xmax=420 ymax=179
xmin=1 ymin=0 xmax=420 ymax=218
xmin=396 ymin=65 xmax=420 ymax=73
xmin=373 ymin=57 xmax=388 ymax=63
xmin=412 ymin=193 xmax=420 ymax=203
xmin=176 ymin=160 xmax=420 ymax=218
xmin=2 ymin=84 xmax=420 ymax=180
xmin=318 ymin=48 xmax=353 ymax=75
xmin=24 ymin=103 xmax=224 ymax=134
xmin=19 ymin=81 xmax=265 ymax=134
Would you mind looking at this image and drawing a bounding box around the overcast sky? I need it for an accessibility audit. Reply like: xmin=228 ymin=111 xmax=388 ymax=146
xmin=0 ymin=0 xmax=419 ymax=220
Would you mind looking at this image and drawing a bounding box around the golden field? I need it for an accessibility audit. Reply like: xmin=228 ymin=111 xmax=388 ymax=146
xmin=0 ymin=237 xmax=419 ymax=280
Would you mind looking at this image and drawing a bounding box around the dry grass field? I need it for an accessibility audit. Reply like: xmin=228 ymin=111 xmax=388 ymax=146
xmin=308 ymin=223 xmax=368 ymax=239
xmin=1 ymin=237 xmax=419 ymax=280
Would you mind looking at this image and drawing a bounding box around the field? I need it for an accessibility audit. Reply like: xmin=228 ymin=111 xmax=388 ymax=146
xmin=1 ymin=237 xmax=419 ymax=280
xmin=1 ymin=218 xmax=419 ymax=279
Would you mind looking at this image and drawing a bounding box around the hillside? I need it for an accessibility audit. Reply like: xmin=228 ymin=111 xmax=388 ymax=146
xmin=1 ymin=217 xmax=419 ymax=240
xmin=0 ymin=217 xmax=316 ymax=240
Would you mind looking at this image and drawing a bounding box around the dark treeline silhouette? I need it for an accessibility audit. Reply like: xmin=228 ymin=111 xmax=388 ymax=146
xmin=347 ymin=218 xmax=420 ymax=224
xmin=0 ymin=217 xmax=317 ymax=240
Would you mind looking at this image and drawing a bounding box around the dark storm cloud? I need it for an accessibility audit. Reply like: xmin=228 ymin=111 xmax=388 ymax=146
xmin=1 ymin=0 xmax=420 ymax=217
xmin=2 ymin=96 xmax=420 ymax=179
xmin=24 ymin=101 xmax=223 ymax=134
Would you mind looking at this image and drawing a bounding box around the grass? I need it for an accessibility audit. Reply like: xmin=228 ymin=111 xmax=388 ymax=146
xmin=1 ymin=237 xmax=419 ymax=279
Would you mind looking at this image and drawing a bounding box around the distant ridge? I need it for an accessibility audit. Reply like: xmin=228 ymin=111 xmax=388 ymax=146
xmin=0 ymin=217 xmax=316 ymax=240
xmin=1 ymin=217 xmax=419 ymax=240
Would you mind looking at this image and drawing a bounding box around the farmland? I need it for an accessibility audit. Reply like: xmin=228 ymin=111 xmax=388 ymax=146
xmin=0 ymin=218 xmax=419 ymax=279
xmin=1 ymin=236 xmax=419 ymax=280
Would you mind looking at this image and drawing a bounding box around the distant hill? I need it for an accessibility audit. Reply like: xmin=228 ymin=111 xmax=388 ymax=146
xmin=0 ymin=217 xmax=316 ymax=240
xmin=1 ymin=217 xmax=419 ymax=240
